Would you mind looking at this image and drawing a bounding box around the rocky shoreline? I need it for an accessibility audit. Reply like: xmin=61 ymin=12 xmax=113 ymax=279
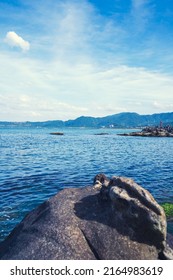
xmin=0 ymin=174 xmax=173 ymax=260
xmin=118 ymin=125 xmax=173 ymax=137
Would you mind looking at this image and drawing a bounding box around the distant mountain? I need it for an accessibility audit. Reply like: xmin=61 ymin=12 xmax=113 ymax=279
xmin=65 ymin=112 xmax=173 ymax=128
xmin=65 ymin=116 xmax=100 ymax=127
xmin=1 ymin=112 xmax=173 ymax=128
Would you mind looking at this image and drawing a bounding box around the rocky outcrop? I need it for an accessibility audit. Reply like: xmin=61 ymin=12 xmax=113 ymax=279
xmin=118 ymin=126 xmax=173 ymax=137
xmin=119 ymin=132 xmax=173 ymax=137
xmin=0 ymin=174 xmax=173 ymax=260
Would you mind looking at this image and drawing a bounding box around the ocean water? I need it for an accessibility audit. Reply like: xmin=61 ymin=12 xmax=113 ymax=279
xmin=0 ymin=127 xmax=173 ymax=242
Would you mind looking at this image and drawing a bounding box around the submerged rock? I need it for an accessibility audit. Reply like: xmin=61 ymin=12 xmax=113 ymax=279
xmin=0 ymin=174 xmax=172 ymax=260
xmin=94 ymin=133 xmax=109 ymax=135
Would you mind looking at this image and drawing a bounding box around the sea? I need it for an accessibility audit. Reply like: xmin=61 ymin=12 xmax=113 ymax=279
xmin=0 ymin=126 xmax=173 ymax=242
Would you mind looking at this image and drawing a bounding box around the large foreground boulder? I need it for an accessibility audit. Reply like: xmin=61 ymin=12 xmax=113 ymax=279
xmin=0 ymin=174 xmax=173 ymax=260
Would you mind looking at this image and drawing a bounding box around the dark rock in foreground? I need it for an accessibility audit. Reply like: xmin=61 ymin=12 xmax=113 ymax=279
xmin=0 ymin=175 xmax=173 ymax=260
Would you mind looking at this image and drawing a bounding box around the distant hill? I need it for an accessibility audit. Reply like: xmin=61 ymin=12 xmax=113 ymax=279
xmin=1 ymin=112 xmax=173 ymax=128
xmin=0 ymin=120 xmax=64 ymax=128
xmin=64 ymin=112 xmax=173 ymax=128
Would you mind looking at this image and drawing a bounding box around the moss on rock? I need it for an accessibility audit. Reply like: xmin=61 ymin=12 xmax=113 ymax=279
xmin=161 ymin=203 xmax=173 ymax=219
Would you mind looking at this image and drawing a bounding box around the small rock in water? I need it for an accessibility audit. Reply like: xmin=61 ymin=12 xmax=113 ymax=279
xmin=50 ymin=132 xmax=64 ymax=135
xmin=94 ymin=133 xmax=109 ymax=135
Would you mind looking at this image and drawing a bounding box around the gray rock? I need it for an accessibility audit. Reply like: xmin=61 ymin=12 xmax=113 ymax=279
xmin=118 ymin=126 xmax=173 ymax=137
xmin=0 ymin=175 xmax=172 ymax=260
xmin=100 ymin=175 xmax=166 ymax=248
xmin=160 ymin=243 xmax=173 ymax=260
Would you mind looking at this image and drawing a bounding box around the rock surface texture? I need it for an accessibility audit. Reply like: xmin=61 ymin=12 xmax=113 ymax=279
xmin=0 ymin=174 xmax=173 ymax=260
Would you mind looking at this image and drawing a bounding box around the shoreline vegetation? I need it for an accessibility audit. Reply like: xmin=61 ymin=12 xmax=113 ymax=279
xmin=161 ymin=203 xmax=173 ymax=221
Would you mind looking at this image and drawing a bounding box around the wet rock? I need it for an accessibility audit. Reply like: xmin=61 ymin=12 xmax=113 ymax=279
xmin=0 ymin=174 xmax=172 ymax=260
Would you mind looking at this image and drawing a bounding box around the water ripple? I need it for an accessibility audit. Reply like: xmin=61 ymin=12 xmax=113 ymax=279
xmin=0 ymin=127 xmax=173 ymax=241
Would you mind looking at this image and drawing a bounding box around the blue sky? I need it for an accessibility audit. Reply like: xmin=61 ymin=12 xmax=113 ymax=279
xmin=1 ymin=0 xmax=173 ymax=121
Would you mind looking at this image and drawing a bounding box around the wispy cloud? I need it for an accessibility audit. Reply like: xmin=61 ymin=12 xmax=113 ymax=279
xmin=132 ymin=0 xmax=148 ymax=9
xmin=0 ymin=0 xmax=173 ymax=121
xmin=4 ymin=31 xmax=30 ymax=52
xmin=1 ymin=44 xmax=173 ymax=121
xmin=153 ymin=101 xmax=173 ymax=111
xmin=130 ymin=0 xmax=153 ymax=33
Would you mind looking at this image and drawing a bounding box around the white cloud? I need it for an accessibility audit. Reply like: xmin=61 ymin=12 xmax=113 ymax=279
xmin=132 ymin=0 xmax=148 ymax=9
xmin=0 ymin=1 xmax=173 ymax=121
xmin=153 ymin=101 xmax=173 ymax=111
xmin=1 ymin=45 xmax=173 ymax=121
xmin=130 ymin=0 xmax=152 ymax=33
xmin=4 ymin=31 xmax=30 ymax=52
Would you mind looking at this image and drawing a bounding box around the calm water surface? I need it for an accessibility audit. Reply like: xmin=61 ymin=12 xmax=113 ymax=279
xmin=0 ymin=127 xmax=173 ymax=241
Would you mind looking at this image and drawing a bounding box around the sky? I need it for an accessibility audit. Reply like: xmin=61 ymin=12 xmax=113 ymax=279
xmin=1 ymin=0 xmax=173 ymax=121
